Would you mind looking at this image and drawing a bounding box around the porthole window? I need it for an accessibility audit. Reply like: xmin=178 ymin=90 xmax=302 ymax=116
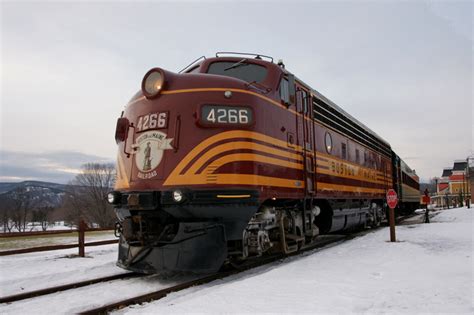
xmin=325 ymin=132 xmax=332 ymax=153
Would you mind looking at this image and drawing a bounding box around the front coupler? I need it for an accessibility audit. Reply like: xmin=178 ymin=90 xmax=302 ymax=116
xmin=117 ymin=221 xmax=227 ymax=274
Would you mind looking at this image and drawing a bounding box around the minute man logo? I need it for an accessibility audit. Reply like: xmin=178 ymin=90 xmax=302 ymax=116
xmin=132 ymin=131 xmax=173 ymax=179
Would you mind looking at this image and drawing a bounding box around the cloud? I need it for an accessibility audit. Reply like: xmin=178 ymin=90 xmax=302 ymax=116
xmin=1 ymin=1 xmax=472 ymax=183
xmin=0 ymin=150 xmax=114 ymax=183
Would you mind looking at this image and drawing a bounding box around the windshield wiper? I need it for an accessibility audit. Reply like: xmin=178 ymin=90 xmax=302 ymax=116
xmin=224 ymin=58 xmax=249 ymax=71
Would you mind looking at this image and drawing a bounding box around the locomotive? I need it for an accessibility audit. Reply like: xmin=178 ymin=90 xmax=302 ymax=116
xmin=108 ymin=52 xmax=419 ymax=274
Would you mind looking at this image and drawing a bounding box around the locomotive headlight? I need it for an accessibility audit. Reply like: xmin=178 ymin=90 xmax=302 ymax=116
xmin=172 ymin=190 xmax=184 ymax=203
xmin=142 ymin=68 xmax=165 ymax=99
xmin=107 ymin=191 xmax=121 ymax=205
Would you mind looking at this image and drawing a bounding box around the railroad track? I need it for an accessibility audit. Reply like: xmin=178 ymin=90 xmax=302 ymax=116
xmin=79 ymin=234 xmax=348 ymax=314
xmin=2 ymin=214 xmax=419 ymax=314
xmin=0 ymin=272 xmax=140 ymax=304
xmin=81 ymin=214 xmax=421 ymax=314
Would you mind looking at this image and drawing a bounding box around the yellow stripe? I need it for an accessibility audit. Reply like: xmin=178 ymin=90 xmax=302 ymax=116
xmin=215 ymin=174 xmax=303 ymax=188
xmin=204 ymin=153 xmax=303 ymax=174
xmin=187 ymin=141 xmax=302 ymax=175
xmin=164 ymin=171 xmax=303 ymax=189
xmin=316 ymin=167 xmax=389 ymax=186
xmin=127 ymin=88 xmax=302 ymax=120
xmin=164 ymin=131 xmax=303 ymax=186
xmin=216 ymin=194 xmax=251 ymax=198
xmin=317 ymin=151 xmax=387 ymax=177
xmin=317 ymin=183 xmax=385 ymax=194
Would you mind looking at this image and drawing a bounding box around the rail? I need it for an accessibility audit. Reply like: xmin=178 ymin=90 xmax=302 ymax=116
xmin=0 ymin=272 xmax=138 ymax=304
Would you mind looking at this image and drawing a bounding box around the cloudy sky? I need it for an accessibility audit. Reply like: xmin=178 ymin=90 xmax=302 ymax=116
xmin=1 ymin=0 xmax=472 ymax=183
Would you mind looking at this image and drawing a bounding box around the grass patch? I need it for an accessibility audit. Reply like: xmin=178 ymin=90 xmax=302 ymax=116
xmin=0 ymin=231 xmax=115 ymax=250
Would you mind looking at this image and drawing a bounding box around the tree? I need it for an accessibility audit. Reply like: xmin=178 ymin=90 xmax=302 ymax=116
xmin=10 ymin=187 xmax=34 ymax=232
xmin=65 ymin=163 xmax=116 ymax=228
xmin=0 ymin=195 xmax=15 ymax=233
xmin=32 ymin=206 xmax=53 ymax=231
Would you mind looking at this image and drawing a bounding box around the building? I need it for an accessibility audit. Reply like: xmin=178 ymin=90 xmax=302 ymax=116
xmin=434 ymin=160 xmax=471 ymax=208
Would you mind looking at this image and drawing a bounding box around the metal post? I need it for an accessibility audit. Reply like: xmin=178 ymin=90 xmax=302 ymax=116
xmin=467 ymin=157 xmax=471 ymax=208
xmin=78 ymin=220 xmax=86 ymax=257
xmin=424 ymin=203 xmax=430 ymax=223
xmin=389 ymin=208 xmax=396 ymax=242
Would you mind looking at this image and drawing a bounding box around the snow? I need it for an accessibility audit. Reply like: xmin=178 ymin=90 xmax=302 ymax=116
xmin=0 ymin=207 xmax=472 ymax=314
xmin=0 ymin=244 xmax=199 ymax=314
xmin=118 ymin=207 xmax=473 ymax=314
xmin=0 ymin=244 xmax=124 ymax=297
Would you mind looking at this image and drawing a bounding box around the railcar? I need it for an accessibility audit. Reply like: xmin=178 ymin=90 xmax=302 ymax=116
xmin=109 ymin=52 xmax=418 ymax=274
xmin=392 ymin=153 xmax=420 ymax=214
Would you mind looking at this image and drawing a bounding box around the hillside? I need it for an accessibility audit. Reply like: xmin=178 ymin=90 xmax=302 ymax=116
xmin=0 ymin=181 xmax=69 ymax=208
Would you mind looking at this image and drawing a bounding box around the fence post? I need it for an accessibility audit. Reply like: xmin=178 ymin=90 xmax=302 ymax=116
xmin=78 ymin=220 xmax=86 ymax=257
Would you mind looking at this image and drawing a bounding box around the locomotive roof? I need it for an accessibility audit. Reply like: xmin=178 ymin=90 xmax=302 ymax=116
xmin=314 ymin=90 xmax=389 ymax=147
xmin=191 ymin=53 xmax=391 ymax=150
xmin=293 ymin=73 xmax=391 ymax=149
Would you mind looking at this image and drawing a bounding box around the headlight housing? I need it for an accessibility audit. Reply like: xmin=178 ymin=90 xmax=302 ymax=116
xmin=107 ymin=191 xmax=121 ymax=205
xmin=142 ymin=68 xmax=165 ymax=99
xmin=173 ymin=190 xmax=184 ymax=203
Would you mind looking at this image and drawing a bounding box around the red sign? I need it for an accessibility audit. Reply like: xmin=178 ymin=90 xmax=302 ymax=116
xmin=386 ymin=189 xmax=398 ymax=209
xmin=422 ymin=195 xmax=431 ymax=204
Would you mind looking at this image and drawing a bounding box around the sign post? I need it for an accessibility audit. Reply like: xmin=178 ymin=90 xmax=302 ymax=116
xmin=423 ymin=189 xmax=431 ymax=223
xmin=386 ymin=189 xmax=398 ymax=242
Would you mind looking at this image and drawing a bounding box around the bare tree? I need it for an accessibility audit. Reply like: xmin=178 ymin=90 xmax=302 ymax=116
xmin=0 ymin=195 xmax=15 ymax=233
xmin=32 ymin=206 xmax=53 ymax=231
xmin=65 ymin=163 xmax=116 ymax=228
xmin=10 ymin=187 xmax=34 ymax=232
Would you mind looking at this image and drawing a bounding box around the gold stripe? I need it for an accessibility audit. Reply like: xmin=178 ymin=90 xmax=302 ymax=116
xmin=317 ymin=182 xmax=385 ymax=194
xmin=204 ymin=153 xmax=303 ymax=174
xmin=187 ymin=141 xmax=302 ymax=175
xmin=165 ymin=171 xmax=304 ymax=189
xmin=317 ymin=151 xmax=387 ymax=176
xmin=215 ymin=174 xmax=303 ymax=188
xmin=164 ymin=131 xmax=303 ymax=186
xmin=316 ymin=167 xmax=389 ymax=186
xmin=216 ymin=194 xmax=251 ymax=198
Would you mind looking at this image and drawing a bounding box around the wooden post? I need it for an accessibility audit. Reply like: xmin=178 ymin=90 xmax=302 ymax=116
xmin=78 ymin=220 xmax=86 ymax=257
xmin=386 ymin=189 xmax=398 ymax=242
xmin=388 ymin=208 xmax=396 ymax=242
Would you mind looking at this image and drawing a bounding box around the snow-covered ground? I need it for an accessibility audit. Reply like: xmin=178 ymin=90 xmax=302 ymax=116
xmin=0 ymin=244 xmax=199 ymax=314
xmin=0 ymin=207 xmax=472 ymax=314
xmin=118 ymin=207 xmax=473 ymax=314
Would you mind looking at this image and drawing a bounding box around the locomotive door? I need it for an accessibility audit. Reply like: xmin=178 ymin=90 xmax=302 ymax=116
xmin=296 ymin=87 xmax=315 ymax=196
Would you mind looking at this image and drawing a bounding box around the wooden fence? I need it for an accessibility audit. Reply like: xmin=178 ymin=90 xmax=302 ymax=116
xmin=0 ymin=221 xmax=117 ymax=257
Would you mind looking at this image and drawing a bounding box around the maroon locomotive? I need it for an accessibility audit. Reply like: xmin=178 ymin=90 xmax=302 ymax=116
xmin=109 ymin=52 xmax=419 ymax=274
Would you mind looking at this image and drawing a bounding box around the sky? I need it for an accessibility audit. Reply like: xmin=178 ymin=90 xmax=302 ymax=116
xmin=1 ymin=0 xmax=472 ymax=183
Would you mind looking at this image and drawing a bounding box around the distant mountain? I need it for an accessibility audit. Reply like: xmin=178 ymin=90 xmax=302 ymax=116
xmin=0 ymin=181 xmax=69 ymax=208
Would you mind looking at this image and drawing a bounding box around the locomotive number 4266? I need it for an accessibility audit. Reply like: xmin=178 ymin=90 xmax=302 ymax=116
xmin=136 ymin=112 xmax=168 ymax=132
xmin=201 ymin=105 xmax=253 ymax=125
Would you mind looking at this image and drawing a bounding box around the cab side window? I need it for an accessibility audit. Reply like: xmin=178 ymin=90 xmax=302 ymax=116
xmin=279 ymin=78 xmax=289 ymax=105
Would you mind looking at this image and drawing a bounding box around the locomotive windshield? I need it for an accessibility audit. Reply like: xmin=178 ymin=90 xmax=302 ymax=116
xmin=207 ymin=60 xmax=267 ymax=83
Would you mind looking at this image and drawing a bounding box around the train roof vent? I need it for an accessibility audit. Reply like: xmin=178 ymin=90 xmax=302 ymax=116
xmin=215 ymin=52 xmax=273 ymax=63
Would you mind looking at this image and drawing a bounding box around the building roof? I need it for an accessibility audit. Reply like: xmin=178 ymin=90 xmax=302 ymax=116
xmin=442 ymin=168 xmax=452 ymax=177
xmin=452 ymin=161 xmax=467 ymax=171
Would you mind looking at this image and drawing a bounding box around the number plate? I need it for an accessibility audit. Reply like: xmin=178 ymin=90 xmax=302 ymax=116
xmin=136 ymin=112 xmax=168 ymax=132
xmin=200 ymin=105 xmax=253 ymax=126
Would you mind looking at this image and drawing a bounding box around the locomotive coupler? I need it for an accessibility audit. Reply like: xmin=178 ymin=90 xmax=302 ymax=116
xmin=117 ymin=221 xmax=228 ymax=274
